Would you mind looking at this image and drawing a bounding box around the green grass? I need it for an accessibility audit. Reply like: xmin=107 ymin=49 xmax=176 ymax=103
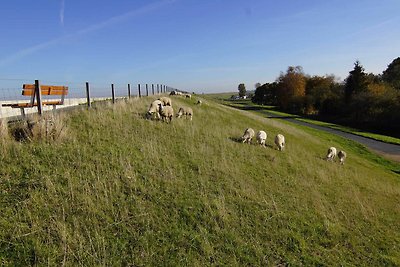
xmin=0 ymin=96 xmax=399 ymax=266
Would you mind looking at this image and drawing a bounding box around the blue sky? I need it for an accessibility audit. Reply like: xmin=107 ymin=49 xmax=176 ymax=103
xmin=0 ymin=0 xmax=399 ymax=93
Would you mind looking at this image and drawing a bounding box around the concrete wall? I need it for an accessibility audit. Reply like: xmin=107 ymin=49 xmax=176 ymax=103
xmin=0 ymin=97 xmax=112 ymax=119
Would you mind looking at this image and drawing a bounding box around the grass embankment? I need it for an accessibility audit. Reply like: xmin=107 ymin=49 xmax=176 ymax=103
xmin=0 ymin=96 xmax=399 ymax=265
xmin=208 ymin=93 xmax=400 ymax=146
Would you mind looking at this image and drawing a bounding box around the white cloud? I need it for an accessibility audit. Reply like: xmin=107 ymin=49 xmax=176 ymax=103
xmin=0 ymin=0 xmax=177 ymax=67
xmin=60 ymin=0 xmax=65 ymax=26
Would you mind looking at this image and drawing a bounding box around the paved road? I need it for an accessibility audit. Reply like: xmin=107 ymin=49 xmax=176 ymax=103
xmin=263 ymin=111 xmax=400 ymax=162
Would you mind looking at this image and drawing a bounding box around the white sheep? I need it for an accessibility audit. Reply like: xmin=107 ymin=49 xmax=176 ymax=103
xmin=176 ymin=107 xmax=193 ymax=121
xmin=256 ymin=130 xmax=267 ymax=146
xmin=326 ymin=147 xmax=337 ymax=161
xmin=196 ymin=100 xmax=202 ymax=105
xmin=147 ymin=99 xmax=162 ymax=119
xmin=274 ymin=134 xmax=285 ymax=151
xmin=159 ymin=104 xmax=174 ymax=123
xmin=185 ymin=94 xmax=191 ymax=99
xmin=338 ymin=150 xmax=347 ymax=165
xmin=241 ymin=128 xmax=255 ymax=144
xmin=158 ymin=96 xmax=172 ymax=106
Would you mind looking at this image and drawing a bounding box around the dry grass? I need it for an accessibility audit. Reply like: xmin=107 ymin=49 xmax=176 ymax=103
xmin=6 ymin=113 xmax=70 ymax=143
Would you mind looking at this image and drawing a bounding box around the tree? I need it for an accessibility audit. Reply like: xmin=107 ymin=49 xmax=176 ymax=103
xmin=382 ymin=57 xmax=400 ymax=90
xmin=276 ymin=66 xmax=306 ymax=111
xmin=304 ymin=75 xmax=338 ymax=114
xmin=344 ymin=61 xmax=368 ymax=102
xmin=238 ymin=83 xmax=246 ymax=97
xmin=254 ymin=83 xmax=261 ymax=89
xmin=252 ymin=82 xmax=279 ymax=105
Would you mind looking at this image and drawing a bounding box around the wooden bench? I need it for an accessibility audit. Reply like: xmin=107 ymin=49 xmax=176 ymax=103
xmin=2 ymin=83 xmax=68 ymax=117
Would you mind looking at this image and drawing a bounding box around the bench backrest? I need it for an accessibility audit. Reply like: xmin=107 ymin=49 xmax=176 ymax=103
xmin=22 ymin=84 xmax=69 ymax=96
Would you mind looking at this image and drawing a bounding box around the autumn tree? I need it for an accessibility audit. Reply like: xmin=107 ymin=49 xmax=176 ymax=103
xmin=276 ymin=66 xmax=306 ymax=111
xmin=238 ymin=83 xmax=246 ymax=97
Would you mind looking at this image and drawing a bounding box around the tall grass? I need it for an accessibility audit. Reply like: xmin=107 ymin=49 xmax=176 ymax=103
xmin=0 ymin=96 xmax=399 ymax=265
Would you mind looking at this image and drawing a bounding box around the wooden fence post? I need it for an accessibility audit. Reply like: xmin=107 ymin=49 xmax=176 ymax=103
xmin=111 ymin=84 xmax=115 ymax=104
xmin=128 ymin=83 xmax=131 ymax=99
xmin=157 ymin=84 xmax=159 ymax=94
xmin=146 ymin=84 xmax=148 ymax=96
xmin=86 ymin=82 xmax=91 ymax=108
xmin=138 ymin=84 xmax=141 ymax=98
xmin=35 ymin=79 xmax=43 ymax=116
xmin=152 ymin=84 xmax=154 ymax=95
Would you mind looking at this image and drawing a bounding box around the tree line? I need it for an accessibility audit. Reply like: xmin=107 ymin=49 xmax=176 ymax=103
xmin=251 ymin=57 xmax=400 ymax=136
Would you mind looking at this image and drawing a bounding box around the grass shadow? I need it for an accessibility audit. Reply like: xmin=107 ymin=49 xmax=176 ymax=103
xmin=229 ymin=137 xmax=243 ymax=144
xmin=392 ymin=169 xmax=400 ymax=175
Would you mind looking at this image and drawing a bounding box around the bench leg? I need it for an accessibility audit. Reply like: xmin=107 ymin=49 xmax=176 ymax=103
xmin=20 ymin=108 xmax=26 ymax=118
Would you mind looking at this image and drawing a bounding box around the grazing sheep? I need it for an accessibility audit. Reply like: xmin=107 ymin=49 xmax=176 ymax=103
xmin=159 ymin=104 xmax=174 ymax=123
xmin=147 ymin=99 xmax=163 ymax=119
xmin=274 ymin=134 xmax=285 ymax=151
xmin=241 ymin=128 xmax=255 ymax=144
xmin=326 ymin=147 xmax=337 ymax=161
xmin=185 ymin=94 xmax=191 ymax=99
xmin=256 ymin=130 xmax=267 ymax=146
xmin=338 ymin=150 xmax=347 ymax=165
xmin=158 ymin=96 xmax=172 ymax=106
xmin=196 ymin=100 xmax=202 ymax=105
xmin=176 ymin=107 xmax=193 ymax=120
xmin=169 ymin=91 xmax=177 ymax=96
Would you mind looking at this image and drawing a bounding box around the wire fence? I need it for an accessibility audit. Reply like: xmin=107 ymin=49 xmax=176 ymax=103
xmin=0 ymin=78 xmax=177 ymax=120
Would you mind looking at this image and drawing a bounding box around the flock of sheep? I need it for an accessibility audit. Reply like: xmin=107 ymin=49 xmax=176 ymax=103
xmin=146 ymin=93 xmax=347 ymax=165
xmin=146 ymin=95 xmax=197 ymax=123
xmin=241 ymin=128 xmax=286 ymax=151
xmin=325 ymin=146 xmax=347 ymax=165
xmin=240 ymin=128 xmax=347 ymax=164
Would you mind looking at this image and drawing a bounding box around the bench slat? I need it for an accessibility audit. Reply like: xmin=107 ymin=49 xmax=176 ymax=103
xmin=2 ymin=103 xmax=35 ymax=108
xmin=22 ymin=88 xmax=69 ymax=96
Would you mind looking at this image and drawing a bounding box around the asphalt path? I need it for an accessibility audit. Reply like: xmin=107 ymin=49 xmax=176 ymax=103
xmin=262 ymin=110 xmax=400 ymax=162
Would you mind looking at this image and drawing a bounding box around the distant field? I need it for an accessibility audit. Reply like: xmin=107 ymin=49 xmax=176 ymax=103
xmin=0 ymin=95 xmax=399 ymax=265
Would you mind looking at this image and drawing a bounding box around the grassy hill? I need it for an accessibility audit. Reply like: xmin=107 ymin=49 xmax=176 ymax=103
xmin=0 ymin=96 xmax=399 ymax=266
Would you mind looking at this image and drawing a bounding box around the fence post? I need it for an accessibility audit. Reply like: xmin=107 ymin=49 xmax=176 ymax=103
xmin=128 ymin=83 xmax=131 ymax=99
xmin=152 ymin=84 xmax=154 ymax=95
xmin=157 ymin=84 xmax=159 ymax=94
xmin=146 ymin=84 xmax=148 ymax=96
xmin=138 ymin=84 xmax=141 ymax=98
xmin=35 ymin=79 xmax=43 ymax=116
xmin=86 ymin=82 xmax=91 ymax=108
xmin=111 ymin=83 xmax=115 ymax=104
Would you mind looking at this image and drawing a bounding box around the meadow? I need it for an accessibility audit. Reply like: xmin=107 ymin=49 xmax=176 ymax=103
xmin=0 ymin=95 xmax=399 ymax=266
